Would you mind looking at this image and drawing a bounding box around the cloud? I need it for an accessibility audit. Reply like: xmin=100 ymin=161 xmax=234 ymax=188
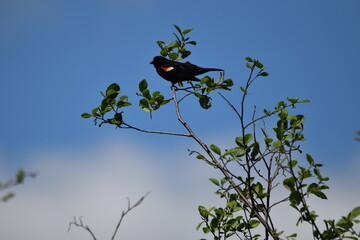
xmin=0 ymin=140 xmax=216 ymax=240
xmin=0 ymin=139 xmax=359 ymax=240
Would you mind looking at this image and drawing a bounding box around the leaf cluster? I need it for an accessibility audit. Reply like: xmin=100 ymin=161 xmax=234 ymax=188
xmin=81 ymin=83 xmax=132 ymax=127
xmin=157 ymin=24 xmax=196 ymax=61
xmin=137 ymin=79 xmax=170 ymax=116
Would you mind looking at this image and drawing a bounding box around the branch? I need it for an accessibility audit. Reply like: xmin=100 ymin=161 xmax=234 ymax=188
xmin=68 ymin=217 xmax=97 ymax=240
xmin=218 ymin=92 xmax=241 ymax=121
xmin=68 ymin=192 xmax=150 ymax=240
xmin=111 ymin=192 xmax=150 ymax=240
xmin=0 ymin=170 xmax=37 ymax=192
xmin=120 ymin=122 xmax=191 ymax=137
xmin=244 ymin=102 xmax=300 ymax=130
xmin=171 ymin=85 xmax=278 ymax=240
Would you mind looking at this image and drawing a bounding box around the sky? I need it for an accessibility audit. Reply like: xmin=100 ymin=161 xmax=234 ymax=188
xmin=0 ymin=0 xmax=359 ymax=239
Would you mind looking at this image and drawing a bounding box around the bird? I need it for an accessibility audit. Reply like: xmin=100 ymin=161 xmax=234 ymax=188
xmin=150 ymin=56 xmax=223 ymax=84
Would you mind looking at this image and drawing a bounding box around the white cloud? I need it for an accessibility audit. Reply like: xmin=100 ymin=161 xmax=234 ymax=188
xmin=0 ymin=140 xmax=216 ymax=240
xmin=0 ymin=140 xmax=359 ymax=240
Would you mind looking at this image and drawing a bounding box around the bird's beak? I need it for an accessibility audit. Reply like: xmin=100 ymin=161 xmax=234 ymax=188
xmin=150 ymin=61 xmax=154 ymax=64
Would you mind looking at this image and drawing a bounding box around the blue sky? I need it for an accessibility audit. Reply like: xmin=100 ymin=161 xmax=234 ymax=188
xmin=0 ymin=0 xmax=359 ymax=239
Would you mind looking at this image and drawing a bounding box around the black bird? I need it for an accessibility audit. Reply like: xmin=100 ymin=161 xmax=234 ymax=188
xmin=150 ymin=56 xmax=223 ymax=84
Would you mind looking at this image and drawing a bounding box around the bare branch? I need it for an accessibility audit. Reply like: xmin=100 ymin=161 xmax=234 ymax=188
xmin=111 ymin=192 xmax=150 ymax=240
xmin=120 ymin=122 xmax=191 ymax=137
xmin=68 ymin=217 xmax=97 ymax=240
xmin=68 ymin=192 xmax=150 ymax=240
xmin=218 ymin=92 xmax=241 ymax=121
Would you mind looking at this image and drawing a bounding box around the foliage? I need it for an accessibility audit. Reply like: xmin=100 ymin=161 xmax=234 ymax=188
xmin=0 ymin=169 xmax=36 ymax=202
xmin=82 ymin=25 xmax=360 ymax=240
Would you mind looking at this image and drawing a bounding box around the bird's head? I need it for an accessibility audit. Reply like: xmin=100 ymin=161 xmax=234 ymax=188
xmin=150 ymin=56 xmax=168 ymax=67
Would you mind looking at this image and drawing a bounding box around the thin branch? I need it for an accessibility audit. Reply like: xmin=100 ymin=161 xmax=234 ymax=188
xmin=0 ymin=171 xmax=37 ymax=192
xmin=178 ymin=92 xmax=195 ymax=104
xmin=68 ymin=217 xmax=97 ymax=240
xmin=218 ymin=92 xmax=241 ymax=121
xmin=269 ymin=197 xmax=290 ymax=209
xmin=68 ymin=192 xmax=150 ymax=240
xmin=120 ymin=122 xmax=191 ymax=137
xmin=111 ymin=192 xmax=150 ymax=240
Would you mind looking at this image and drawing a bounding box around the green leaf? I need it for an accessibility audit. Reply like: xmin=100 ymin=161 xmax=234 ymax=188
xmin=251 ymin=142 xmax=260 ymax=159
xmin=182 ymin=28 xmax=193 ymax=35
xmin=349 ymin=206 xmax=360 ymax=220
xmin=273 ymin=140 xmax=282 ymax=148
xmin=16 ymin=169 xmax=25 ymax=183
xmin=244 ymin=133 xmax=253 ymax=145
xmin=336 ymin=217 xmax=352 ymax=229
xmin=220 ymin=178 xmax=228 ymax=186
xmin=117 ymin=96 xmax=132 ymax=108
xmin=198 ymin=205 xmax=209 ymax=217
xmin=286 ymin=97 xmax=298 ymax=103
xmin=181 ymin=50 xmax=191 ymax=59
xmin=160 ymin=49 xmax=167 ymax=56
xmin=288 ymin=160 xmax=298 ymax=168
xmin=286 ymin=233 xmax=297 ymax=238
xmin=278 ymin=109 xmax=288 ymax=119
xmin=114 ymin=112 xmax=123 ymax=124
xmin=209 ymin=178 xmax=220 ymax=186
xmin=224 ymin=79 xmax=233 ymax=87
xmin=306 ymin=154 xmax=314 ymax=165
xmin=167 ymin=41 xmax=179 ymax=49
xmin=156 ymin=40 xmax=165 ymax=49
xmin=142 ymin=89 xmax=151 ymax=99
xmin=313 ymin=190 xmax=327 ymax=199
xmin=2 ymin=192 xmax=15 ymax=202
xmin=260 ymin=72 xmax=269 ymax=76
xmin=283 ymin=177 xmax=295 ymax=191
xmin=173 ymin=24 xmax=182 ymax=35
xmin=289 ymin=191 xmax=302 ymax=206
xmin=245 ymin=62 xmax=252 ymax=69
xmin=245 ymin=57 xmax=253 ymax=62
xmin=200 ymin=76 xmax=211 ymax=84
xmin=202 ymin=227 xmax=211 ymax=234
xmin=248 ymin=220 xmax=260 ymax=228
xmin=240 ymin=86 xmax=247 ymax=93
xmin=235 ymin=137 xmax=244 ymax=148
xmin=139 ymin=79 xmax=148 ymax=92
xmin=210 ymin=144 xmax=221 ymax=155
xmin=81 ymin=113 xmax=92 ymax=118
xmin=187 ymin=41 xmax=197 ymax=45
xmin=168 ymin=52 xmax=178 ymax=60
xmin=255 ymin=61 xmax=264 ymax=69
xmin=210 ymin=218 xmax=219 ymax=230
xmin=196 ymin=222 xmax=204 ymax=230
xmin=199 ymin=95 xmax=211 ymax=109
xmin=106 ymin=83 xmax=120 ymax=99
xmin=139 ymin=98 xmax=150 ymax=112
xmin=92 ymin=107 xmax=99 ymax=116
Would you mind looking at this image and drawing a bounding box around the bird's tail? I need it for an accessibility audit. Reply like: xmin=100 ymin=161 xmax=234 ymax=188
xmin=196 ymin=68 xmax=223 ymax=75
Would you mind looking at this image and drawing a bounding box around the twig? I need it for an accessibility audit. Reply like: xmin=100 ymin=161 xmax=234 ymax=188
xmin=218 ymin=92 xmax=241 ymax=121
xmin=68 ymin=217 xmax=97 ymax=240
xmin=0 ymin=171 xmax=37 ymax=192
xmin=68 ymin=192 xmax=150 ymax=240
xmin=111 ymin=192 xmax=150 ymax=240
xmin=120 ymin=122 xmax=191 ymax=137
